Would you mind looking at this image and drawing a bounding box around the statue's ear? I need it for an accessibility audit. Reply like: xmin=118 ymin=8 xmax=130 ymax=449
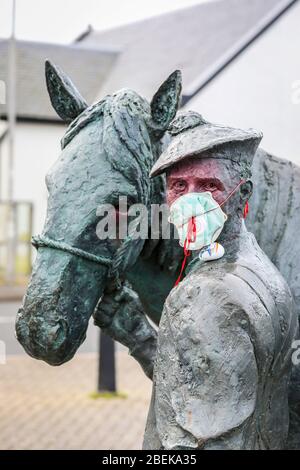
xmin=150 ymin=70 xmax=182 ymax=135
xmin=45 ymin=60 xmax=88 ymax=123
xmin=240 ymin=180 xmax=253 ymax=201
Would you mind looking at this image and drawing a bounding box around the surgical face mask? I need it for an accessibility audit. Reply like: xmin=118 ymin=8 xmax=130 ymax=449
xmin=169 ymin=191 xmax=228 ymax=251
xmin=169 ymin=180 xmax=246 ymax=286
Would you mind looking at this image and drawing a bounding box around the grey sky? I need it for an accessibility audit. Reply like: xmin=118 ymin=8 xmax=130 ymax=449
xmin=0 ymin=0 xmax=210 ymax=43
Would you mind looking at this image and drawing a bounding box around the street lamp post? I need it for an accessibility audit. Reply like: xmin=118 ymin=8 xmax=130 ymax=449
xmin=6 ymin=0 xmax=17 ymax=284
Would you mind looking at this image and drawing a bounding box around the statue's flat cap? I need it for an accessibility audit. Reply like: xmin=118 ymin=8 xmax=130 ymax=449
xmin=150 ymin=112 xmax=263 ymax=177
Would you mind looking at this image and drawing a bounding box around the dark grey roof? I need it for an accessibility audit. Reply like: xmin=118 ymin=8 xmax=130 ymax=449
xmin=81 ymin=0 xmax=292 ymax=100
xmin=0 ymin=40 xmax=118 ymax=121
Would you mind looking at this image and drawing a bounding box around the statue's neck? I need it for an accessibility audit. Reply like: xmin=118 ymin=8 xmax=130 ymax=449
xmin=218 ymin=213 xmax=244 ymax=259
xmin=189 ymin=213 xmax=245 ymax=265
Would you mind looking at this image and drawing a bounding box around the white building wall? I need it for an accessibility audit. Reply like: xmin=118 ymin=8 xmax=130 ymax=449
xmin=187 ymin=2 xmax=300 ymax=165
xmin=13 ymin=122 xmax=65 ymax=234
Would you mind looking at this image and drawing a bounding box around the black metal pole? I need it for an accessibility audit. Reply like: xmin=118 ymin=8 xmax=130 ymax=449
xmin=98 ymin=329 xmax=116 ymax=393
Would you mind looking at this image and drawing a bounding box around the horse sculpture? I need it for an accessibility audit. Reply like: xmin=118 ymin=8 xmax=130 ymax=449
xmin=16 ymin=61 xmax=300 ymax=448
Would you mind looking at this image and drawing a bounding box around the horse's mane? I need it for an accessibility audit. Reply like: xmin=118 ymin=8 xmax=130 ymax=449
xmin=60 ymin=90 xmax=154 ymax=205
xmin=61 ymin=99 xmax=106 ymax=150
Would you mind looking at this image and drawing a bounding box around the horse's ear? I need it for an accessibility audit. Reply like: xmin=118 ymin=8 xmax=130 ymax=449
xmin=45 ymin=60 xmax=88 ymax=123
xmin=150 ymin=70 xmax=182 ymax=134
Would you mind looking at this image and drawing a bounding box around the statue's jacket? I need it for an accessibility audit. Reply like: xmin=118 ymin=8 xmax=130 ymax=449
xmin=143 ymin=228 xmax=299 ymax=450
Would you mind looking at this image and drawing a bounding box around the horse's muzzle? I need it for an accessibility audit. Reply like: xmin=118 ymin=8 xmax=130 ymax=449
xmin=15 ymin=307 xmax=79 ymax=365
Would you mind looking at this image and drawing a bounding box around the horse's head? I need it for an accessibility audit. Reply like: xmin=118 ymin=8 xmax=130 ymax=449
xmin=16 ymin=61 xmax=182 ymax=365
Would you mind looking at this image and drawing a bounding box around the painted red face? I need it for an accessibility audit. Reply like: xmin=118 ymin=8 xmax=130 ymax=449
xmin=166 ymin=157 xmax=228 ymax=207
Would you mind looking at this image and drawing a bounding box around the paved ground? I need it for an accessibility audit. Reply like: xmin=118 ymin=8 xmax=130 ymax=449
xmin=0 ymin=351 xmax=152 ymax=450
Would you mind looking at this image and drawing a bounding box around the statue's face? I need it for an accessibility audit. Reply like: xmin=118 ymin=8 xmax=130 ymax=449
xmin=166 ymin=155 xmax=240 ymax=207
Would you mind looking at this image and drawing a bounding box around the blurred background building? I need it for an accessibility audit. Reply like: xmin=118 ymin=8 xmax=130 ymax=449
xmin=0 ymin=39 xmax=118 ymax=290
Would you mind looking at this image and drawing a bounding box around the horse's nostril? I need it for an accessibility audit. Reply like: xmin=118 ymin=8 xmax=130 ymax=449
xmin=16 ymin=307 xmax=69 ymax=362
xmin=47 ymin=320 xmax=68 ymax=349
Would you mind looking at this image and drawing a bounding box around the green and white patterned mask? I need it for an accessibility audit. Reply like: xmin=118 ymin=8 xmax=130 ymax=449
xmin=169 ymin=191 xmax=228 ymax=251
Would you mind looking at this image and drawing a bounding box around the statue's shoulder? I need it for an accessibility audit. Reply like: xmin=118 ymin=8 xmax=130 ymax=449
xmin=167 ymin=229 xmax=295 ymax=329
xmin=183 ymin=260 xmax=246 ymax=298
xmin=167 ymin=254 xmax=279 ymax=330
xmin=167 ymin=267 xmax=246 ymax=321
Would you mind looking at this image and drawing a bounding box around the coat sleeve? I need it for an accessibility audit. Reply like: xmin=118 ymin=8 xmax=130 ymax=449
xmin=153 ymin=275 xmax=259 ymax=450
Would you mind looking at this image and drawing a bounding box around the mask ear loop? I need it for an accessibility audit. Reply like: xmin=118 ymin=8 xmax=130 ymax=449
xmin=243 ymin=200 xmax=249 ymax=219
xmin=202 ymin=179 xmax=246 ymax=216
xmin=174 ymin=179 xmax=246 ymax=287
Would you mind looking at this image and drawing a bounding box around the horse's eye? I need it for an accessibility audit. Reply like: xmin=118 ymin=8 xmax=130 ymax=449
xmin=115 ymin=202 xmax=129 ymax=214
xmin=115 ymin=196 xmax=136 ymax=214
xmin=126 ymin=196 xmax=137 ymax=207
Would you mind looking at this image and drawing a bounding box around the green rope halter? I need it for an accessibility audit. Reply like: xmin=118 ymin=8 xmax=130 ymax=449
xmin=32 ymin=234 xmax=113 ymax=269
xmin=32 ymin=215 xmax=145 ymax=288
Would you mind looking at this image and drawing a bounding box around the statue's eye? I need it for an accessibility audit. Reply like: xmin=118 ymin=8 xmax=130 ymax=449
xmin=174 ymin=181 xmax=186 ymax=191
xmin=207 ymin=182 xmax=217 ymax=191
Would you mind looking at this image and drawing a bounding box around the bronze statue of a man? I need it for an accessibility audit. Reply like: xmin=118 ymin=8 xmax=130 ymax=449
xmin=143 ymin=112 xmax=298 ymax=450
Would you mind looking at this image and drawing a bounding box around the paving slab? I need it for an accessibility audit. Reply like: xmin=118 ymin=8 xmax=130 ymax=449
xmin=0 ymin=351 xmax=152 ymax=450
